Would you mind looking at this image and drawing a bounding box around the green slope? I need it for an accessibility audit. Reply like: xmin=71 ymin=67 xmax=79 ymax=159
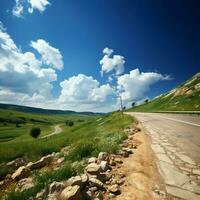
xmin=128 ymin=72 xmax=200 ymax=112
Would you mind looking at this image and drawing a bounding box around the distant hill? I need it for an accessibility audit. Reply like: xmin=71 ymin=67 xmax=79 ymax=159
xmin=128 ymin=72 xmax=200 ymax=112
xmin=0 ymin=103 xmax=101 ymax=116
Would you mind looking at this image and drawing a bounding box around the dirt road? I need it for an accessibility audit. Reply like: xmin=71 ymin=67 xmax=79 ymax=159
xmin=41 ymin=124 xmax=63 ymax=139
xmin=128 ymin=112 xmax=200 ymax=200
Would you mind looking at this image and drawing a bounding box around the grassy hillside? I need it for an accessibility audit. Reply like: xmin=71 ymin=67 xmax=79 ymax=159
xmin=128 ymin=72 xmax=200 ymax=112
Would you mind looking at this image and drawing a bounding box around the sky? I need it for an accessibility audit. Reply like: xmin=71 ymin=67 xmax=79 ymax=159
xmin=0 ymin=0 xmax=199 ymax=112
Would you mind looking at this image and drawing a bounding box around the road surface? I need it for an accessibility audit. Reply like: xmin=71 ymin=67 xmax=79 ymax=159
xmin=41 ymin=124 xmax=63 ymax=139
xmin=127 ymin=112 xmax=200 ymax=200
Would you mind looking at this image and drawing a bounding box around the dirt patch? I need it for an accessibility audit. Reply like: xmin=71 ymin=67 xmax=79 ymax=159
xmin=110 ymin=125 xmax=166 ymax=200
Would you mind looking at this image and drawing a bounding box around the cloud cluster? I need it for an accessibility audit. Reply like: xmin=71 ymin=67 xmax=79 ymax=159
xmin=12 ymin=0 xmax=50 ymax=17
xmin=31 ymin=39 xmax=63 ymax=70
xmin=117 ymin=68 xmax=171 ymax=102
xmin=0 ymin=21 xmax=171 ymax=112
xmin=100 ymin=47 xmax=125 ymax=76
xmin=0 ymin=23 xmax=60 ymax=102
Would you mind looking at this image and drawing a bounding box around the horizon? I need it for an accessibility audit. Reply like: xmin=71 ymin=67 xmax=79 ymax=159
xmin=0 ymin=0 xmax=199 ymax=112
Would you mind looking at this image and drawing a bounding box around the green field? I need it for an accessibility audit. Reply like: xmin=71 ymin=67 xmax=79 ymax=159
xmin=0 ymin=109 xmax=134 ymax=200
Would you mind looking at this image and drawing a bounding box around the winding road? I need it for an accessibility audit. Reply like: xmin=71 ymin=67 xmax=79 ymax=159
xmin=41 ymin=124 xmax=63 ymax=139
xmin=127 ymin=112 xmax=200 ymax=200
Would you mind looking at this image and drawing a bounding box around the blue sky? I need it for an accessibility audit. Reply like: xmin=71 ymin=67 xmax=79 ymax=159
xmin=0 ymin=0 xmax=199 ymax=112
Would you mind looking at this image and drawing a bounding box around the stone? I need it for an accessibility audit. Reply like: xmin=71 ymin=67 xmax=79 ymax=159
xmin=85 ymin=163 xmax=100 ymax=175
xmin=115 ymin=158 xmax=123 ymax=164
xmin=89 ymin=177 xmax=104 ymax=189
xmin=193 ymin=169 xmax=200 ymax=176
xmin=156 ymin=153 xmax=173 ymax=164
xmin=36 ymin=189 xmax=46 ymax=199
xmin=49 ymin=181 xmax=65 ymax=194
xmin=88 ymin=157 xmax=97 ymax=164
xmin=27 ymin=155 xmax=53 ymax=170
xmin=98 ymin=152 xmax=108 ymax=161
xmin=81 ymin=174 xmax=88 ymax=185
xmin=100 ymin=161 xmax=109 ymax=172
xmin=11 ymin=166 xmax=30 ymax=181
xmin=16 ymin=177 xmax=34 ymax=192
xmin=57 ymin=157 xmax=64 ymax=164
xmin=66 ymin=176 xmax=82 ymax=187
xmin=7 ymin=157 xmax=28 ymax=169
xmin=108 ymin=184 xmax=120 ymax=194
xmin=60 ymin=185 xmax=81 ymax=200
xmin=176 ymin=153 xmax=195 ymax=165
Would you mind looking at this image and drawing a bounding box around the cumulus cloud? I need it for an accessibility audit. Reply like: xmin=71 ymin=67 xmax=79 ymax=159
xmin=117 ymin=68 xmax=171 ymax=102
xmin=59 ymin=74 xmax=117 ymax=112
xmin=12 ymin=0 xmax=50 ymax=17
xmin=0 ymin=22 xmax=57 ymax=102
xmin=31 ymin=39 xmax=64 ymax=70
xmin=100 ymin=47 xmax=125 ymax=76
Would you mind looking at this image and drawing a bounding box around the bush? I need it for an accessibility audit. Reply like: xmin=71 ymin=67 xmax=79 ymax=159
xmin=30 ymin=127 xmax=41 ymax=139
xmin=65 ymin=120 xmax=74 ymax=127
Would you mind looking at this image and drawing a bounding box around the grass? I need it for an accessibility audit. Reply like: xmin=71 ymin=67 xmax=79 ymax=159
xmin=3 ymin=111 xmax=134 ymax=200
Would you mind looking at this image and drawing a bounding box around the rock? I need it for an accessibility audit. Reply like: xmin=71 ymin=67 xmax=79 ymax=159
xmin=49 ymin=181 xmax=65 ymax=194
xmin=17 ymin=177 xmax=34 ymax=192
xmin=57 ymin=157 xmax=65 ymax=165
xmin=115 ymin=158 xmax=123 ymax=164
xmin=98 ymin=152 xmax=108 ymax=161
xmin=47 ymin=193 xmax=59 ymax=200
xmin=27 ymin=155 xmax=53 ymax=170
xmin=108 ymin=184 xmax=120 ymax=195
xmin=88 ymin=157 xmax=97 ymax=164
xmin=81 ymin=174 xmax=88 ymax=185
xmin=117 ymin=150 xmax=129 ymax=157
xmin=7 ymin=157 xmax=28 ymax=169
xmin=109 ymin=159 xmax=116 ymax=166
xmin=95 ymin=191 xmax=103 ymax=200
xmin=85 ymin=163 xmax=100 ymax=175
xmin=66 ymin=176 xmax=82 ymax=187
xmin=11 ymin=166 xmax=30 ymax=181
xmin=98 ymin=173 xmax=111 ymax=183
xmin=35 ymin=189 xmax=46 ymax=199
xmin=60 ymin=185 xmax=81 ymax=200
xmin=122 ymin=148 xmax=133 ymax=154
xmin=89 ymin=177 xmax=104 ymax=189
xmin=100 ymin=161 xmax=109 ymax=172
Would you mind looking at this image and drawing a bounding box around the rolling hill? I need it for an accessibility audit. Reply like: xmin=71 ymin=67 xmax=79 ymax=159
xmin=128 ymin=72 xmax=200 ymax=112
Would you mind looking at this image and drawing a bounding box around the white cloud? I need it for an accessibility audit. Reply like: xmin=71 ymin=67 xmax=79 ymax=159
xmin=28 ymin=0 xmax=50 ymax=13
xmin=100 ymin=47 xmax=125 ymax=76
xmin=12 ymin=0 xmax=50 ymax=17
xmin=31 ymin=39 xmax=64 ymax=70
xmin=59 ymin=74 xmax=117 ymax=112
xmin=0 ymin=22 xmax=57 ymax=101
xmin=117 ymin=68 xmax=171 ymax=102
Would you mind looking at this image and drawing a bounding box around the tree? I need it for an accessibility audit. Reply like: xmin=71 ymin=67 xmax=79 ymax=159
xmin=65 ymin=120 xmax=74 ymax=127
xmin=144 ymin=99 xmax=149 ymax=104
xmin=131 ymin=102 xmax=135 ymax=107
xmin=30 ymin=127 xmax=41 ymax=139
xmin=123 ymin=106 xmax=126 ymax=110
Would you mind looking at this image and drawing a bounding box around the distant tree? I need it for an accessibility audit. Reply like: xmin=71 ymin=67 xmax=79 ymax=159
xmin=30 ymin=127 xmax=41 ymax=139
xmin=144 ymin=99 xmax=149 ymax=104
xmin=123 ymin=106 xmax=126 ymax=110
xmin=65 ymin=120 xmax=74 ymax=127
xmin=131 ymin=102 xmax=135 ymax=107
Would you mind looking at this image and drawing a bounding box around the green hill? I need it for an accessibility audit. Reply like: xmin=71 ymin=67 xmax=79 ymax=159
xmin=128 ymin=72 xmax=200 ymax=112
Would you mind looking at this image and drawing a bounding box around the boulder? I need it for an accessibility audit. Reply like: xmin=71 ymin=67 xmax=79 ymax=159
xmin=65 ymin=176 xmax=82 ymax=187
xmin=89 ymin=177 xmax=104 ymax=189
xmin=35 ymin=189 xmax=46 ymax=199
xmin=60 ymin=185 xmax=81 ymax=200
xmin=85 ymin=163 xmax=100 ymax=175
xmin=7 ymin=157 xmax=28 ymax=169
xmin=108 ymin=184 xmax=120 ymax=194
xmin=27 ymin=155 xmax=53 ymax=170
xmin=99 ymin=161 xmax=109 ymax=172
xmin=88 ymin=157 xmax=97 ymax=164
xmin=11 ymin=166 xmax=30 ymax=181
xmin=98 ymin=152 xmax=108 ymax=161
xmin=16 ymin=177 xmax=34 ymax=192
xmin=57 ymin=157 xmax=65 ymax=165
xmin=81 ymin=174 xmax=88 ymax=185
xmin=49 ymin=181 xmax=65 ymax=194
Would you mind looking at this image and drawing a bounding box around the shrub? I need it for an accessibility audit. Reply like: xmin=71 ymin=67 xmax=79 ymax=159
xmin=30 ymin=127 xmax=41 ymax=139
xmin=65 ymin=120 xmax=74 ymax=127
